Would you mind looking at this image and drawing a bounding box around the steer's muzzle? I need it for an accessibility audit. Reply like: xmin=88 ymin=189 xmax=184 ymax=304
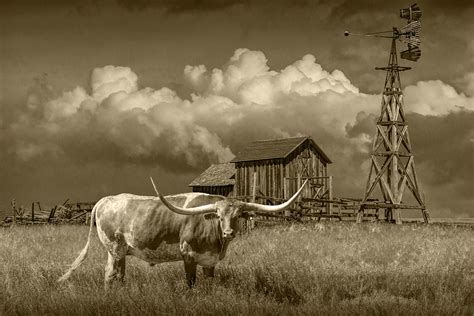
xmin=222 ymin=230 xmax=235 ymax=240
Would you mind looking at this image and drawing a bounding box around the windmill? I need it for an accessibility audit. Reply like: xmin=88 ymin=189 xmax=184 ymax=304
xmin=345 ymin=3 xmax=430 ymax=224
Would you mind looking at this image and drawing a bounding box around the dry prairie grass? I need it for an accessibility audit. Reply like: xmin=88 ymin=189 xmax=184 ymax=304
xmin=0 ymin=222 xmax=472 ymax=315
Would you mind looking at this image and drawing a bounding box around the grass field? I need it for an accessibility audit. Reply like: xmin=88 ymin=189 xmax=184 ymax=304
xmin=0 ymin=222 xmax=472 ymax=315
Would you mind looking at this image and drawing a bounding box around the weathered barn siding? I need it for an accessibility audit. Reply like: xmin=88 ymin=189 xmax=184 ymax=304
xmin=235 ymin=159 xmax=286 ymax=200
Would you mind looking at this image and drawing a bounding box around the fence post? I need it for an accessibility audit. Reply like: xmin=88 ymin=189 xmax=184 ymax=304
xmin=328 ymin=176 xmax=333 ymax=217
xmin=31 ymin=202 xmax=35 ymax=222
xmin=48 ymin=206 xmax=57 ymax=223
xmin=297 ymin=174 xmax=302 ymax=203
xmin=395 ymin=208 xmax=402 ymax=225
xmin=11 ymin=199 xmax=17 ymax=226
xmin=284 ymin=177 xmax=290 ymax=217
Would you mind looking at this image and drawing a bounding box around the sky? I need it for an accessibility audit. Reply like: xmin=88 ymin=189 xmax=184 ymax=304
xmin=0 ymin=0 xmax=473 ymax=218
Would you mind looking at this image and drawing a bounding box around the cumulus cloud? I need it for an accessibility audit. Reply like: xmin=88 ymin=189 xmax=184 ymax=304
xmin=184 ymin=49 xmax=358 ymax=106
xmin=5 ymin=48 xmax=474 ymax=216
xmin=459 ymin=72 xmax=474 ymax=96
xmin=91 ymin=65 xmax=138 ymax=102
xmin=44 ymin=86 xmax=89 ymax=121
xmin=404 ymin=80 xmax=474 ymax=116
xmin=10 ymin=65 xmax=234 ymax=171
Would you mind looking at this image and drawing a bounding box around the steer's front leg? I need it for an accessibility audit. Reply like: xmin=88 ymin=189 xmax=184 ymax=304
xmin=180 ymin=240 xmax=197 ymax=288
xmin=183 ymin=257 xmax=197 ymax=288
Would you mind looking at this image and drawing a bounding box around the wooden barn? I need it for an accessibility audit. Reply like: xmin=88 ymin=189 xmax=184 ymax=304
xmin=190 ymin=136 xmax=333 ymax=214
xmin=231 ymin=136 xmax=332 ymax=207
xmin=189 ymin=163 xmax=235 ymax=196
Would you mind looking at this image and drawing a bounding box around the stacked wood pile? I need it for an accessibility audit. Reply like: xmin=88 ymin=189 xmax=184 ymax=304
xmin=1 ymin=199 xmax=95 ymax=227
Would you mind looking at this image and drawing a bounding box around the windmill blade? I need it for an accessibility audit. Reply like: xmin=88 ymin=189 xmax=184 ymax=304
xmin=400 ymin=20 xmax=421 ymax=36
xmin=400 ymin=36 xmax=420 ymax=47
xmin=400 ymin=45 xmax=421 ymax=62
xmin=400 ymin=3 xmax=422 ymax=21
xmin=400 ymin=20 xmax=421 ymax=47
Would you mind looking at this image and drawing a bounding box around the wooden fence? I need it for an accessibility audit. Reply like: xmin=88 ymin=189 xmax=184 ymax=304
xmin=2 ymin=199 xmax=95 ymax=227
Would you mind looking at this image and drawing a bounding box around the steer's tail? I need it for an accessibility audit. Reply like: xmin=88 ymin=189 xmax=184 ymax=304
xmin=57 ymin=200 xmax=100 ymax=282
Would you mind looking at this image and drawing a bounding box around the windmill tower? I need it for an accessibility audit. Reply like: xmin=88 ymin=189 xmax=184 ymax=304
xmin=345 ymin=4 xmax=430 ymax=224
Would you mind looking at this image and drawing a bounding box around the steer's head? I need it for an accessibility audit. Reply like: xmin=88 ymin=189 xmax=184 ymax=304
xmin=212 ymin=199 xmax=250 ymax=239
xmin=150 ymin=177 xmax=308 ymax=240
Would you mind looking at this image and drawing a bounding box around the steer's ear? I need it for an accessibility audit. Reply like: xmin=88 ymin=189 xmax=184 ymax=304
xmin=204 ymin=213 xmax=218 ymax=220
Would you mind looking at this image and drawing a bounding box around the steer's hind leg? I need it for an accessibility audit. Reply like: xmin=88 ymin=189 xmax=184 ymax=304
xmin=104 ymin=252 xmax=126 ymax=290
xmin=203 ymin=266 xmax=215 ymax=278
xmin=104 ymin=234 xmax=128 ymax=290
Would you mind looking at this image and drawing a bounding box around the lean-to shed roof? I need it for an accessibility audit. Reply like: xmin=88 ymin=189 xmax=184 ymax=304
xmin=189 ymin=163 xmax=235 ymax=187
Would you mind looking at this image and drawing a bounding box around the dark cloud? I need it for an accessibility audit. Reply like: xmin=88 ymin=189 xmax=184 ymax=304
xmin=425 ymin=0 xmax=474 ymax=10
xmin=409 ymin=111 xmax=474 ymax=187
xmin=113 ymin=0 xmax=326 ymax=13
xmin=115 ymin=0 xmax=247 ymax=13
xmin=113 ymin=0 xmax=474 ymax=15
xmin=330 ymin=0 xmax=473 ymax=18
xmin=345 ymin=111 xmax=377 ymax=139
xmin=0 ymin=0 xmax=101 ymax=16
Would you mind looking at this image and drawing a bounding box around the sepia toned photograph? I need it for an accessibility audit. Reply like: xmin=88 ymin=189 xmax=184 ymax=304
xmin=0 ymin=0 xmax=472 ymax=315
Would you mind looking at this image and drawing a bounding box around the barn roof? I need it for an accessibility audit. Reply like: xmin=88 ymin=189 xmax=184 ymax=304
xmin=230 ymin=136 xmax=332 ymax=164
xmin=189 ymin=163 xmax=235 ymax=187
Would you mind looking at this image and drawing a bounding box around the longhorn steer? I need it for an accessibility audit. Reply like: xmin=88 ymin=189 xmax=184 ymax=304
xmin=58 ymin=178 xmax=308 ymax=288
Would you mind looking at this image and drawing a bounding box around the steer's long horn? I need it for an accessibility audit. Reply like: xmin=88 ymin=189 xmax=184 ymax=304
xmin=150 ymin=176 xmax=216 ymax=215
xmin=245 ymin=179 xmax=309 ymax=213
